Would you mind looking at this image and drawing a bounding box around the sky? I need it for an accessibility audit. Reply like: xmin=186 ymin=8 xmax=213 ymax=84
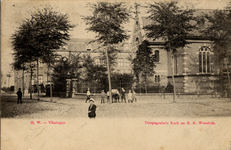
xmin=1 ymin=0 xmax=230 ymax=86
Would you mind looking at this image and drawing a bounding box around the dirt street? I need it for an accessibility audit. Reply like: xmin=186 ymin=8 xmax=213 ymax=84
xmin=1 ymin=94 xmax=231 ymax=118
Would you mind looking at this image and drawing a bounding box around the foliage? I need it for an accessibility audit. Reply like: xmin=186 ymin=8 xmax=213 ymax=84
xmin=11 ymin=6 xmax=75 ymax=68
xmin=83 ymin=2 xmax=131 ymax=69
xmin=132 ymin=40 xmax=156 ymax=83
xmin=52 ymin=61 xmax=71 ymax=95
xmin=100 ymin=46 xmax=121 ymax=69
xmin=111 ymin=73 xmax=134 ymax=92
xmin=52 ymin=54 xmax=82 ymax=95
xmin=83 ymin=2 xmax=130 ymax=45
xmin=83 ymin=2 xmax=131 ymax=100
xmin=165 ymin=82 xmax=173 ymax=93
xmin=143 ymin=1 xmax=197 ymax=100
xmin=203 ymin=9 xmax=231 ymax=62
xmin=143 ymin=1 xmax=196 ymax=50
xmin=81 ymin=54 xmax=107 ymax=87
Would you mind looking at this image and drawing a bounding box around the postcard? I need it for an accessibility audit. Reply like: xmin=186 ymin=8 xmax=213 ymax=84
xmin=1 ymin=0 xmax=231 ymax=149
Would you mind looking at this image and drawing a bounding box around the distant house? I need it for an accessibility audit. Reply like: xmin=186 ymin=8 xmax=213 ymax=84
xmin=131 ymin=9 xmax=231 ymax=94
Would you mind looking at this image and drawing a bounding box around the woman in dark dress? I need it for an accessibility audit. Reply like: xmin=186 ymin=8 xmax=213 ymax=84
xmin=88 ymin=99 xmax=97 ymax=118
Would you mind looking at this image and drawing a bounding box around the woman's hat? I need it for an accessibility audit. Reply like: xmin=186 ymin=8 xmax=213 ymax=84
xmin=90 ymin=98 xmax=94 ymax=102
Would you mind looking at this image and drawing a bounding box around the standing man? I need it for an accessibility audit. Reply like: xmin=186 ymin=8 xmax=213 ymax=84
xmin=16 ymin=88 xmax=23 ymax=104
xmin=85 ymin=88 xmax=91 ymax=103
xmin=88 ymin=98 xmax=97 ymax=118
xmin=121 ymin=88 xmax=126 ymax=103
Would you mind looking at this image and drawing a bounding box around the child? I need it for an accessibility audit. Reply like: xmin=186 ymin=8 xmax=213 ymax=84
xmin=121 ymin=88 xmax=126 ymax=103
xmin=132 ymin=90 xmax=137 ymax=102
xmin=88 ymin=99 xmax=97 ymax=118
xmin=85 ymin=88 xmax=91 ymax=103
xmin=16 ymin=88 xmax=23 ymax=104
xmin=101 ymin=90 xmax=106 ymax=104
xmin=128 ymin=90 xmax=133 ymax=103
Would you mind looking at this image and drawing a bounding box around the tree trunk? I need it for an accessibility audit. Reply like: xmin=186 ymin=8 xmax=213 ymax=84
xmin=145 ymin=81 xmax=147 ymax=94
xmin=139 ymin=82 xmax=141 ymax=95
xmin=171 ymin=49 xmax=176 ymax=103
xmin=48 ymin=63 xmax=53 ymax=102
xmin=30 ymin=63 xmax=33 ymax=99
xmin=106 ymin=45 xmax=112 ymax=104
xmin=22 ymin=68 xmax=24 ymax=97
xmin=225 ymin=61 xmax=231 ymax=97
xmin=37 ymin=59 xmax=39 ymax=100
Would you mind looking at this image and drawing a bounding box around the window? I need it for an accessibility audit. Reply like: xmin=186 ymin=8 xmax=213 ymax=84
xmin=135 ymin=38 xmax=139 ymax=45
xmin=118 ymin=58 xmax=123 ymax=68
xmin=199 ymin=46 xmax=210 ymax=73
xmin=124 ymin=59 xmax=130 ymax=68
xmin=94 ymin=58 xmax=101 ymax=66
xmin=154 ymin=50 xmax=159 ymax=62
xmin=39 ymin=76 xmax=43 ymax=84
xmin=38 ymin=60 xmax=43 ymax=68
xmin=154 ymin=75 xmax=160 ymax=83
xmin=100 ymin=59 xmax=106 ymax=66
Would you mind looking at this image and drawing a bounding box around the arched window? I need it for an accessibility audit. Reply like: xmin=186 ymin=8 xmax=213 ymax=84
xmin=154 ymin=50 xmax=159 ymax=62
xmin=199 ymin=46 xmax=210 ymax=73
xmin=155 ymin=75 xmax=160 ymax=83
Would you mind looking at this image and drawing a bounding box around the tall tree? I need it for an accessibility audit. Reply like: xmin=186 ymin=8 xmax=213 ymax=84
xmin=203 ymin=8 xmax=231 ymax=95
xmin=143 ymin=1 xmax=196 ymax=102
xmin=81 ymin=54 xmax=107 ymax=91
xmin=83 ymin=2 xmax=130 ymax=103
xmin=11 ymin=6 xmax=75 ymax=101
xmin=132 ymin=40 xmax=156 ymax=93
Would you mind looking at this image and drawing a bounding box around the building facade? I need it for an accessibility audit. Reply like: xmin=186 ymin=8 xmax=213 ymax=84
xmin=14 ymin=38 xmax=133 ymax=94
xmin=131 ymin=9 xmax=231 ymax=94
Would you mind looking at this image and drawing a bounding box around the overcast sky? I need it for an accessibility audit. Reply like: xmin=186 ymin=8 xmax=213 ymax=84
xmin=1 ymin=0 xmax=230 ymax=86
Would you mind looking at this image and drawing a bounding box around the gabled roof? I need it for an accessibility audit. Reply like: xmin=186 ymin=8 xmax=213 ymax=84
xmin=60 ymin=38 xmax=131 ymax=53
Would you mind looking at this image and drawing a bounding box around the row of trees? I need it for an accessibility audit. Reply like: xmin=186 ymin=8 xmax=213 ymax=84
xmin=203 ymin=5 xmax=231 ymax=94
xmin=11 ymin=2 xmax=231 ymax=103
xmin=133 ymin=1 xmax=231 ymax=100
xmin=11 ymin=7 xmax=75 ymax=100
xmin=51 ymin=53 xmax=134 ymax=95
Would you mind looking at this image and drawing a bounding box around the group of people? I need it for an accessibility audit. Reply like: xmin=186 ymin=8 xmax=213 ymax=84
xmin=85 ymin=88 xmax=137 ymax=104
xmin=86 ymin=87 xmax=137 ymax=119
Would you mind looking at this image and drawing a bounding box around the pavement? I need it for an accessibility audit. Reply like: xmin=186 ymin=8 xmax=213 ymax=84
xmin=1 ymin=93 xmax=231 ymax=118
xmin=1 ymin=93 xmax=231 ymax=150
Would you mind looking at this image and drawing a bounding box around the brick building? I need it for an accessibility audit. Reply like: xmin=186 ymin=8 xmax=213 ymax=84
xmin=131 ymin=9 xmax=231 ymax=94
xmin=14 ymin=38 xmax=132 ymax=94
